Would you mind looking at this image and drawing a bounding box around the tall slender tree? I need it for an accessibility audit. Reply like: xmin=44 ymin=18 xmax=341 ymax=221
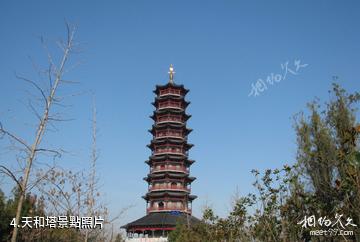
xmin=0 ymin=23 xmax=78 ymax=242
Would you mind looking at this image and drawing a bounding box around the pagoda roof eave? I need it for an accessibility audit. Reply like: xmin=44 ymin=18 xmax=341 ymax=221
xmin=154 ymin=96 xmax=187 ymax=102
xmin=150 ymin=112 xmax=191 ymax=121
xmin=148 ymin=154 xmax=194 ymax=161
xmin=148 ymin=138 xmax=189 ymax=144
xmin=150 ymin=153 xmax=188 ymax=159
xmin=121 ymin=212 xmax=200 ymax=230
xmin=149 ymin=123 xmax=193 ymax=132
xmin=153 ymin=83 xmax=190 ymax=94
xmin=144 ymin=175 xmax=196 ymax=183
xmin=189 ymin=195 xmax=197 ymax=200
xmin=145 ymin=158 xmax=195 ymax=164
xmin=142 ymin=192 xmax=197 ymax=201
xmin=147 ymin=139 xmax=194 ymax=147
xmin=144 ymin=172 xmax=190 ymax=179
xmin=143 ymin=191 xmax=190 ymax=198
xmin=152 ymin=99 xmax=190 ymax=107
xmin=153 ymin=109 xmax=190 ymax=115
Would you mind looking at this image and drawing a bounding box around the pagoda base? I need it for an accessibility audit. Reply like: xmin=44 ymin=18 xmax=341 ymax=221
xmin=122 ymin=211 xmax=200 ymax=241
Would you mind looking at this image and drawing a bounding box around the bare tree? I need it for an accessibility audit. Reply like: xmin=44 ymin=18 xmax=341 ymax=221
xmin=0 ymin=22 xmax=78 ymax=242
xmin=85 ymin=96 xmax=102 ymax=241
xmin=35 ymin=96 xmax=131 ymax=241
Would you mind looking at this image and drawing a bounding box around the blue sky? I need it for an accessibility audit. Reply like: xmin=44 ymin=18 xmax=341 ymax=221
xmin=0 ymin=0 xmax=359 ymax=231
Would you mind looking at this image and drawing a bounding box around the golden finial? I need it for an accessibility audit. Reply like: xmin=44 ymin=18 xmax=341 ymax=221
xmin=168 ymin=64 xmax=175 ymax=83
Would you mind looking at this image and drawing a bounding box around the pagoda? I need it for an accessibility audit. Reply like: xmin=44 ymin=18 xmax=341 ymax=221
xmin=122 ymin=65 xmax=199 ymax=240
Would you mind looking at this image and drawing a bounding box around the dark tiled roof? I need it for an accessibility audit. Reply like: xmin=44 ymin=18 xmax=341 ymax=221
xmin=143 ymin=191 xmax=189 ymax=198
xmin=149 ymin=124 xmax=193 ymax=134
xmin=145 ymin=158 xmax=195 ymax=165
xmin=144 ymin=173 xmax=196 ymax=181
xmin=153 ymin=96 xmax=189 ymax=103
xmin=150 ymin=112 xmax=191 ymax=121
xmin=152 ymin=109 xmax=190 ymax=116
xmin=147 ymin=139 xmax=194 ymax=149
xmin=121 ymin=212 xmax=200 ymax=230
xmin=153 ymin=83 xmax=190 ymax=95
xmin=142 ymin=192 xmax=197 ymax=201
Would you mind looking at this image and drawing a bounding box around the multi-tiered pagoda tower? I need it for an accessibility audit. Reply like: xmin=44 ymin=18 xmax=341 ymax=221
xmin=145 ymin=64 xmax=197 ymax=215
xmin=122 ymin=65 xmax=199 ymax=240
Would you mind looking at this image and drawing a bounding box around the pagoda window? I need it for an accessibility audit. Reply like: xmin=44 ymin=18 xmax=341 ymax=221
xmin=154 ymin=145 xmax=184 ymax=154
xmin=158 ymin=202 xmax=164 ymax=209
xmin=169 ymin=130 xmax=182 ymax=137
xmin=176 ymin=202 xmax=182 ymax=208
xmin=168 ymin=201 xmax=173 ymax=208
xmin=157 ymin=114 xmax=182 ymax=123
xmin=158 ymin=101 xmax=183 ymax=109
xmin=159 ymin=88 xmax=181 ymax=96
xmin=155 ymin=129 xmax=183 ymax=138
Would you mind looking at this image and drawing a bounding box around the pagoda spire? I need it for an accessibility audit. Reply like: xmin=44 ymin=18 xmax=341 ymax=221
xmin=168 ymin=64 xmax=175 ymax=83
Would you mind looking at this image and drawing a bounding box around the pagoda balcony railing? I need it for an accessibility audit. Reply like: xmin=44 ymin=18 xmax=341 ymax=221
xmin=156 ymin=116 xmax=183 ymax=124
xmin=151 ymin=166 xmax=189 ymax=173
xmin=153 ymin=150 xmax=188 ymax=156
xmin=158 ymin=101 xmax=184 ymax=110
xmin=125 ymin=238 xmax=168 ymax=242
xmin=159 ymin=89 xmax=181 ymax=97
xmin=147 ymin=206 xmax=191 ymax=214
xmin=149 ymin=185 xmax=190 ymax=192
xmin=155 ymin=132 xmax=185 ymax=140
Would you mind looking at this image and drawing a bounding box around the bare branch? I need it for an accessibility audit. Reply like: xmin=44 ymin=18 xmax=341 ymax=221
xmin=108 ymin=204 xmax=135 ymax=223
xmin=34 ymin=148 xmax=62 ymax=158
xmin=47 ymin=117 xmax=75 ymax=122
xmin=15 ymin=72 xmax=48 ymax=106
xmin=66 ymin=22 xmax=71 ymax=47
xmin=27 ymin=166 xmax=56 ymax=191
xmin=27 ymin=100 xmax=42 ymax=121
xmin=0 ymin=123 xmax=31 ymax=151
xmin=40 ymin=35 xmax=56 ymax=71
xmin=27 ymin=55 xmax=43 ymax=78
xmin=0 ymin=165 xmax=22 ymax=192
xmin=47 ymin=63 xmax=53 ymax=89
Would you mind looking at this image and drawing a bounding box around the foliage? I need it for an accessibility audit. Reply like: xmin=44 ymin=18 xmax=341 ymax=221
xmin=114 ymin=233 xmax=125 ymax=242
xmin=0 ymin=186 xmax=83 ymax=242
